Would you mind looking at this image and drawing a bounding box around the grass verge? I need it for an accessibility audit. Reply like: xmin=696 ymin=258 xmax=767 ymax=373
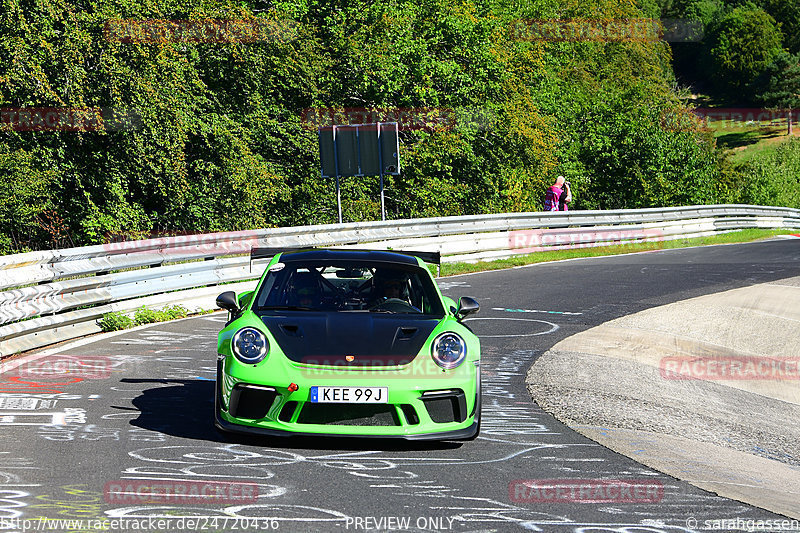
xmin=98 ymin=305 xmax=214 ymax=332
xmin=440 ymin=228 xmax=796 ymax=276
xmin=707 ymin=115 xmax=798 ymax=164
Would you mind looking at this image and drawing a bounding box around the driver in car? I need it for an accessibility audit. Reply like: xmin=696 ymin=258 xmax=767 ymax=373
xmin=370 ymin=270 xmax=410 ymax=307
xmin=289 ymin=273 xmax=322 ymax=308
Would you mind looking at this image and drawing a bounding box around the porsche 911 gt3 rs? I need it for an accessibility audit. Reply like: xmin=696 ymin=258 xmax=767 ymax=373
xmin=215 ymin=248 xmax=481 ymax=440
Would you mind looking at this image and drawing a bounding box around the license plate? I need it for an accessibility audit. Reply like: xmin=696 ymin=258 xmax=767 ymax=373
xmin=309 ymin=386 xmax=388 ymax=403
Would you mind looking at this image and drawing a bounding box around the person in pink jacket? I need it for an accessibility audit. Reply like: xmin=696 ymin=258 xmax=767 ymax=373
xmin=543 ymin=176 xmax=565 ymax=211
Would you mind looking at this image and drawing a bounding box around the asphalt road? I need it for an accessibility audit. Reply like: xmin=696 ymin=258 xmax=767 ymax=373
xmin=1 ymin=239 xmax=799 ymax=533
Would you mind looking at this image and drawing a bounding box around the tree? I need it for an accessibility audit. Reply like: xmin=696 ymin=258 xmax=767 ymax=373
xmin=677 ymin=0 xmax=724 ymax=26
xmin=0 ymin=0 xmax=732 ymax=251
xmin=759 ymin=52 xmax=800 ymax=135
xmin=704 ymin=6 xmax=784 ymax=95
xmin=761 ymin=0 xmax=800 ymax=54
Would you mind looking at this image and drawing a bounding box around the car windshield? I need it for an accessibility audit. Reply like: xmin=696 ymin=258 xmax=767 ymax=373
xmin=254 ymin=260 xmax=445 ymax=317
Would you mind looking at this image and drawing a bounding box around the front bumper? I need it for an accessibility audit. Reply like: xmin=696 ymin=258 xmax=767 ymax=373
xmin=214 ymin=357 xmax=481 ymax=441
xmin=214 ymin=411 xmax=480 ymax=440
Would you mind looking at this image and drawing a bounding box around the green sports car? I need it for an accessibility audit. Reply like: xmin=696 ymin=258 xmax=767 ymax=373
xmin=214 ymin=248 xmax=481 ymax=440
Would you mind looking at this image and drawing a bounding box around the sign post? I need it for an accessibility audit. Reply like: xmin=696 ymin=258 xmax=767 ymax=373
xmin=318 ymin=122 xmax=400 ymax=223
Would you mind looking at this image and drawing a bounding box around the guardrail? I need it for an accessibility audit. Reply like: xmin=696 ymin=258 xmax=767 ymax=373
xmin=1 ymin=204 xmax=798 ymax=357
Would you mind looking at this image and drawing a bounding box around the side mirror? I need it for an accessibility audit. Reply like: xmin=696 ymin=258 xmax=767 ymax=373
xmin=456 ymin=296 xmax=479 ymax=320
xmin=216 ymin=291 xmax=240 ymax=314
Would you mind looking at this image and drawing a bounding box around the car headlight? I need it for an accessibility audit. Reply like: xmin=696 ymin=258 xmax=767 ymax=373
xmin=431 ymin=332 xmax=467 ymax=369
xmin=232 ymin=328 xmax=269 ymax=364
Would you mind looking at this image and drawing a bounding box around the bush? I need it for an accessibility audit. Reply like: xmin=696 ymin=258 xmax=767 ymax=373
xmin=133 ymin=304 xmax=190 ymax=325
xmin=164 ymin=305 xmax=189 ymax=320
xmin=98 ymin=304 xmax=196 ymax=332
xmin=98 ymin=311 xmax=134 ymax=332
xmin=735 ymin=138 xmax=800 ymax=208
xmin=133 ymin=306 xmax=164 ymax=325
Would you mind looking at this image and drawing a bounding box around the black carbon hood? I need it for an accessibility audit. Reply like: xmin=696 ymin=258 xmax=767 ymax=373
xmin=259 ymin=312 xmax=440 ymax=366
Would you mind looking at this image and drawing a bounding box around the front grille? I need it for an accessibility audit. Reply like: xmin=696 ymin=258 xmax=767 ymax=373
xmin=297 ymin=403 xmax=401 ymax=426
xmin=216 ymin=359 xmax=225 ymax=408
xmin=229 ymin=384 xmax=278 ymax=419
xmin=420 ymin=390 xmax=467 ymax=423
xmin=400 ymin=404 xmax=419 ymax=425
xmin=278 ymin=401 xmax=298 ymax=422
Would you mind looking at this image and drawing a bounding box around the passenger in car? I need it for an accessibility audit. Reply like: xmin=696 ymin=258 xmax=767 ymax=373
xmin=289 ymin=273 xmax=322 ymax=308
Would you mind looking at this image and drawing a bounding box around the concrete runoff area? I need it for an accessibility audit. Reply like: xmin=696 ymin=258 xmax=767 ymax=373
xmin=528 ymin=276 xmax=800 ymax=519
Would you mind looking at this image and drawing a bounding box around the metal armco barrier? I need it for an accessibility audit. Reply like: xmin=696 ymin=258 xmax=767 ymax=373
xmin=1 ymin=204 xmax=799 ymax=357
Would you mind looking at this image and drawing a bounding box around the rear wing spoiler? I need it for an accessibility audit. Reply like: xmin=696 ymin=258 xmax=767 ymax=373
xmin=383 ymin=250 xmax=441 ymax=265
xmin=250 ymin=247 xmax=306 ymax=260
xmin=250 ymin=247 xmax=441 ymax=265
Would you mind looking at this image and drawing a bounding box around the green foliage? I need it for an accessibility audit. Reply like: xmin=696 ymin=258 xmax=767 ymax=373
xmin=0 ymin=148 xmax=57 ymax=253
xmin=667 ymin=0 xmax=797 ymax=102
xmin=703 ymin=5 xmax=784 ymax=95
xmin=98 ymin=311 xmax=134 ymax=331
xmin=758 ymin=52 xmax=800 ymax=120
xmin=734 ymin=138 xmax=800 ymax=208
xmin=761 ymin=0 xmax=800 ymax=54
xmin=0 ymin=0 xmax=734 ymax=253
xmin=165 ymin=304 xmax=190 ymax=319
xmin=569 ymin=97 xmax=721 ymax=209
xmin=680 ymin=0 xmax=725 ymax=25
xmin=132 ymin=306 xmax=163 ymax=325
xmin=99 ymin=304 xmax=192 ymax=331
xmin=133 ymin=304 xmax=189 ymax=325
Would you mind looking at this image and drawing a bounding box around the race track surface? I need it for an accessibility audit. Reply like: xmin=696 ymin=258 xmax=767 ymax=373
xmin=1 ymin=239 xmax=799 ymax=533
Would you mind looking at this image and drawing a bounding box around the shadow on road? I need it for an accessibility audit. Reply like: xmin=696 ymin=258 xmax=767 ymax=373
xmin=121 ymin=378 xmax=462 ymax=452
xmin=121 ymin=378 xmax=218 ymax=440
